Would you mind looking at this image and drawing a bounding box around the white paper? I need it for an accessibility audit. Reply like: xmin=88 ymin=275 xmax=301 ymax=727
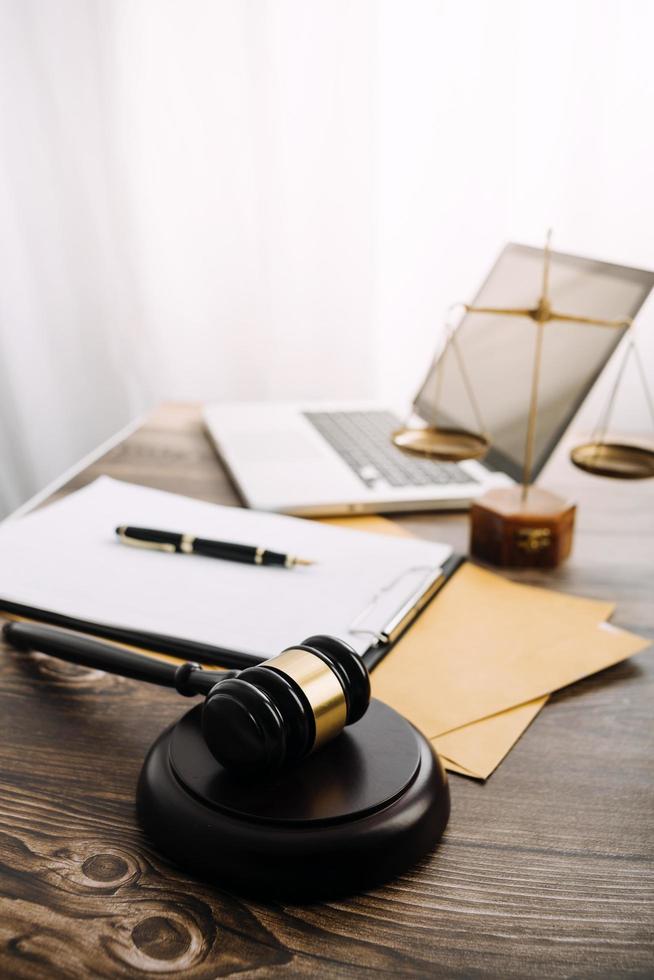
xmin=0 ymin=478 xmax=451 ymax=658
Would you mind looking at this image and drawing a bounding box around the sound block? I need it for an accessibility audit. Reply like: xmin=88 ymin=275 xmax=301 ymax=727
xmin=137 ymin=699 xmax=450 ymax=900
xmin=470 ymin=485 xmax=576 ymax=568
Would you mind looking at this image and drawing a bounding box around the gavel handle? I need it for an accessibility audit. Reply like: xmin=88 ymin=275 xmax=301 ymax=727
xmin=2 ymin=621 xmax=234 ymax=696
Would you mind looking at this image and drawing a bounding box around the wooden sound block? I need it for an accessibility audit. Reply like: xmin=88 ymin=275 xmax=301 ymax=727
xmin=470 ymin=486 xmax=576 ymax=568
xmin=137 ymin=700 xmax=450 ymax=901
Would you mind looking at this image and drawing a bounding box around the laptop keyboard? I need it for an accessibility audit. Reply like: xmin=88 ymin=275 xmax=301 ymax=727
xmin=303 ymin=410 xmax=477 ymax=489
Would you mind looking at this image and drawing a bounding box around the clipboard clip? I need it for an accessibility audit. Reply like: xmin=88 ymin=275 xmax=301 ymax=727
xmin=348 ymin=565 xmax=445 ymax=647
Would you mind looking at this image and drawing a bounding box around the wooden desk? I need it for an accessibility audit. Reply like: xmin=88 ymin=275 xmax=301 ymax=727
xmin=1 ymin=403 xmax=652 ymax=979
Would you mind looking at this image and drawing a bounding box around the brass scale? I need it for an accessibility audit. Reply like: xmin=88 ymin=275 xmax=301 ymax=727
xmin=392 ymin=231 xmax=654 ymax=486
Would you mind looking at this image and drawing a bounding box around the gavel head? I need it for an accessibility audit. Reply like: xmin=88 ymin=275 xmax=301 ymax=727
xmin=201 ymin=635 xmax=371 ymax=773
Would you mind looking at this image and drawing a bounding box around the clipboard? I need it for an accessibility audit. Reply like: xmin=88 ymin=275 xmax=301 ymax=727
xmin=0 ymin=553 xmax=465 ymax=672
xmin=0 ymin=478 xmax=461 ymax=670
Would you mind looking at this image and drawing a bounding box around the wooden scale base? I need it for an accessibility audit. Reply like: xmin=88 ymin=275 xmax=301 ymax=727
xmin=470 ymin=486 xmax=576 ymax=568
xmin=137 ymin=700 xmax=450 ymax=900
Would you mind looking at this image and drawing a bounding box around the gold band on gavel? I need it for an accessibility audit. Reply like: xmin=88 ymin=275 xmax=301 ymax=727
xmin=266 ymin=649 xmax=347 ymax=749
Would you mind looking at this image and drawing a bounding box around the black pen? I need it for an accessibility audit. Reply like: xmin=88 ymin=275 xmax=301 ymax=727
xmin=115 ymin=526 xmax=315 ymax=568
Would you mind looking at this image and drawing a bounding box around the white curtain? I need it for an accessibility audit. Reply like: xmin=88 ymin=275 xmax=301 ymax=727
xmin=0 ymin=0 xmax=377 ymax=515
xmin=2 ymin=0 xmax=653 ymax=516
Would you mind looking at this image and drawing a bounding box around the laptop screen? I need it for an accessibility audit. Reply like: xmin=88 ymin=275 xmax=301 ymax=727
xmin=413 ymin=243 xmax=654 ymax=481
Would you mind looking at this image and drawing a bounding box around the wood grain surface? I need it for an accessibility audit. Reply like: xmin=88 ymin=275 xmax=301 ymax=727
xmin=1 ymin=402 xmax=652 ymax=979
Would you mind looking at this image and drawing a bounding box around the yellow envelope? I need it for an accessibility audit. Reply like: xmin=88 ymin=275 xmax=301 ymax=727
xmin=328 ymin=515 xmax=648 ymax=778
xmin=432 ymin=622 xmax=648 ymax=778
xmin=432 ymin=695 xmax=547 ymax=779
xmin=370 ymin=564 xmax=645 ymax=737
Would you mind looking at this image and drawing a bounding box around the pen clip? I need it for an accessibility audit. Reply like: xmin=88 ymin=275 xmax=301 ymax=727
xmin=117 ymin=527 xmax=176 ymax=553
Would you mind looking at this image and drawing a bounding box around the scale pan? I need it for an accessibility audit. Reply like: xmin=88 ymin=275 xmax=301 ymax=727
xmin=570 ymin=442 xmax=654 ymax=479
xmin=392 ymin=426 xmax=489 ymax=462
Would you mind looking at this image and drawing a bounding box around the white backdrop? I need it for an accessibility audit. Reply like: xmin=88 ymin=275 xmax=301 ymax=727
xmin=1 ymin=0 xmax=653 ymax=515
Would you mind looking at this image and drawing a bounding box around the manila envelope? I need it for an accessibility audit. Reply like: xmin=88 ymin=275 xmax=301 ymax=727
xmin=370 ymin=565 xmax=648 ymax=737
xmin=431 ymin=620 xmax=648 ymax=778
xmin=327 ymin=516 xmax=648 ymax=778
xmin=434 ymin=695 xmax=547 ymax=779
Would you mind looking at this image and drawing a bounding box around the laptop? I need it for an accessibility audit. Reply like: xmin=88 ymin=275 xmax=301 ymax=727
xmin=204 ymin=244 xmax=654 ymax=516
